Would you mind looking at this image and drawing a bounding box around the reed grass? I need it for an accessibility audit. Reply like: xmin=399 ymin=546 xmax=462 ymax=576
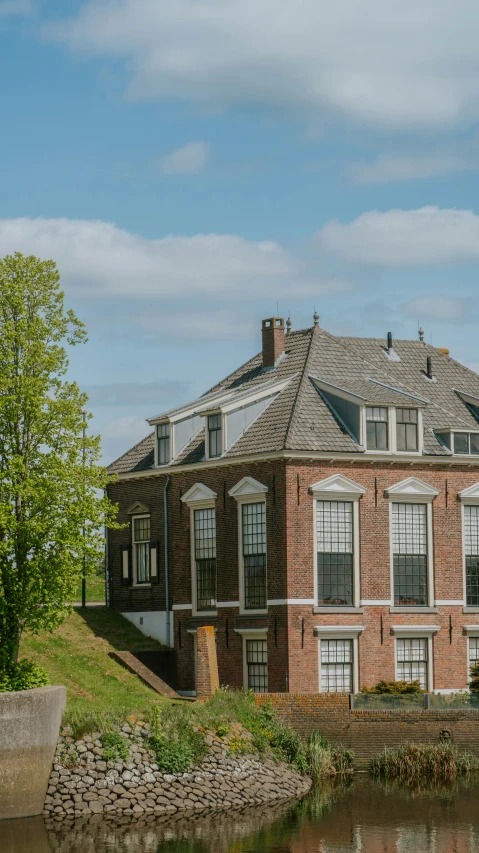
xmin=307 ymin=731 xmax=354 ymax=780
xmin=371 ymin=743 xmax=479 ymax=783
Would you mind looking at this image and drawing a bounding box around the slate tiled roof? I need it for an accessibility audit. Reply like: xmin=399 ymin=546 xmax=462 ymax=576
xmin=108 ymin=325 xmax=479 ymax=475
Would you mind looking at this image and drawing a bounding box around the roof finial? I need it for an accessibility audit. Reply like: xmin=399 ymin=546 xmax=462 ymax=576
xmin=419 ymin=327 xmax=425 ymax=343
xmin=313 ymin=309 xmax=320 ymax=328
xmin=286 ymin=315 xmax=292 ymax=334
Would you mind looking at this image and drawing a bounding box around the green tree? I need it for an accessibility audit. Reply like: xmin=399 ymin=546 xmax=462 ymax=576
xmin=0 ymin=252 xmax=120 ymax=675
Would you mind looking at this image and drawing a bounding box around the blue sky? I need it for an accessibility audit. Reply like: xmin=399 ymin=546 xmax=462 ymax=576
xmin=2 ymin=0 xmax=479 ymax=462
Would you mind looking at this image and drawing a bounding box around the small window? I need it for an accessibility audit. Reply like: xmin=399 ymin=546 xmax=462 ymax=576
xmin=320 ymin=639 xmax=353 ymax=693
xmin=396 ymin=638 xmax=428 ymax=689
xmin=194 ymin=508 xmax=216 ymax=611
xmin=242 ymin=502 xmax=267 ymax=609
xmin=366 ymin=407 xmax=388 ymax=450
xmin=208 ymin=414 xmax=222 ymax=458
xmin=464 ymin=505 xmax=479 ymax=607
xmin=133 ymin=516 xmax=150 ymax=584
xmin=157 ymin=423 xmax=170 ymax=465
xmin=246 ymin=638 xmax=268 ymax=693
xmin=396 ymin=408 xmax=418 ymax=452
xmin=469 ymin=637 xmax=479 ymax=670
xmin=317 ymin=501 xmax=353 ymax=606
xmin=453 ymin=432 xmax=479 ymax=455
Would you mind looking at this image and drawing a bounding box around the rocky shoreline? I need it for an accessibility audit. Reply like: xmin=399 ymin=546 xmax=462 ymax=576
xmin=43 ymin=719 xmax=311 ymax=821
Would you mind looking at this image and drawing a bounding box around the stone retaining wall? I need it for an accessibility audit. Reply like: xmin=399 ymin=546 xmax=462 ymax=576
xmin=43 ymin=720 xmax=311 ymax=820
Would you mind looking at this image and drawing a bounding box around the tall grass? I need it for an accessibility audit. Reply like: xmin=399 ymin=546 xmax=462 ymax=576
xmin=371 ymin=743 xmax=479 ymax=783
xmin=307 ymin=731 xmax=354 ymax=780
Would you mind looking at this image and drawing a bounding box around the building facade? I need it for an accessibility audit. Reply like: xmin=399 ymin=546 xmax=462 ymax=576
xmin=107 ymin=317 xmax=479 ymax=695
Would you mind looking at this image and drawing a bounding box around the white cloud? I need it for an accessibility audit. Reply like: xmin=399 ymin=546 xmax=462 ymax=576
xmin=47 ymin=1 xmax=479 ymax=130
xmin=317 ymin=207 xmax=479 ymax=267
xmin=350 ymin=154 xmax=469 ymax=185
xmin=0 ymin=216 xmax=313 ymax=299
xmin=402 ymin=296 xmax=466 ymax=322
xmin=159 ymin=141 xmax=208 ymax=175
xmin=100 ymin=416 xmax=151 ymax=464
xmin=84 ymin=379 xmax=190 ymax=407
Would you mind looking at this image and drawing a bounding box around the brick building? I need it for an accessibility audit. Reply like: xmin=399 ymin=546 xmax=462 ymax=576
xmin=107 ymin=316 xmax=479 ymax=696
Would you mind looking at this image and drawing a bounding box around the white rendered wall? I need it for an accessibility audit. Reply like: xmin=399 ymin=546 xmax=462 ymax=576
xmin=121 ymin=611 xmax=173 ymax=647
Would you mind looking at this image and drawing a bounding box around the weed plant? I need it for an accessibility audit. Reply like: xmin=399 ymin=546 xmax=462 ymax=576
xmin=307 ymin=731 xmax=354 ymax=780
xmin=371 ymin=743 xmax=479 ymax=783
xmin=101 ymin=732 xmax=130 ymax=763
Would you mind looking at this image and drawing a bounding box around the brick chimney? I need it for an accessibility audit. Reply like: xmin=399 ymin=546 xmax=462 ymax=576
xmin=262 ymin=317 xmax=285 ymax=369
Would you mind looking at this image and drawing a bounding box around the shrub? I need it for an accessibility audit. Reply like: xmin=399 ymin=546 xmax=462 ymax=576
xmin=361 ymin=680 xmax=423 ymax=695
xmin=469 ymin=662 xmax=479 ymax=692
xmin=148 ymin=704 xmax=207 ymax=773
xmin=307 ymin=731 xmax=354 ymax=780
xmin=101 ymin=732 xmax=130 ymax=763
xmin=371 ymin=743 xmax=479 ymax=783
xmin=0 ymin=659 xmax=49 ymax=692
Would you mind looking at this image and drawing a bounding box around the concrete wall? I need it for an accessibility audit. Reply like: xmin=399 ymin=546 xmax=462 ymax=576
xmin=257 ymin=693 xmax=479 ymax=768
xmin=121 ymin=610 xmax=173 ymax=646
xmin=0 ymin=686 xmax=66 ymax=820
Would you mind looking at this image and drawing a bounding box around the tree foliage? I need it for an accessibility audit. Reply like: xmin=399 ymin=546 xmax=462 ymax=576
xmin=0 ymin=252 xmax=120 ymax=672
xmin=469 ymin=662 xmax=479 ymax=693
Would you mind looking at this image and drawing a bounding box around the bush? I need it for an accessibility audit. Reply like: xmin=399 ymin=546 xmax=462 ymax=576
xmin=0 ymin=659 xmax=49 ymax=692
xmin=148 ymin=704 xmax=207 ymax=773
xmin=469 ymin=662 xmax=479 ymax=692
xmin=361 ymin=680 xmax=423 ymax=695
xmin=307 ymin=731 xmax=354 ymax=780
xmin=371 ymin=743 xmax=479 ymax=783
xmin=101 ymin=732 xmax=130 ymax=763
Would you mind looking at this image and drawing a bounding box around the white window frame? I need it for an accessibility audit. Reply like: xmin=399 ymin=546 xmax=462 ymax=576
xmin=362 ymin=406 xmax=423 ymax=456
xmin=131 ymin=513 xmax=151 ymax=587
xmin=204 ymin=410 xmax=225 ymax=460
xmin=391 ymin=625 xmax=440 ymax=692
xmin=464 ymin=627 xmax=479 ymax=686
xmin=234 ymin=627 xmax=268 ymax=692
xmin=459 ymin=484 xmax=479 ymax=610
xmin=181 ymin=483 xmax=217 ymax=617
xmin=315 ymin=626 xmax=365 ymax=694
xmin=154 ymin=421 xmax=172 ymax=468
xmin=385 ymin=478 xmax=439 ymax=610
xmin=229 ymin=477 xmax=268 ymax=615
xmin=311 ymin=475 xmax=366 ymax=611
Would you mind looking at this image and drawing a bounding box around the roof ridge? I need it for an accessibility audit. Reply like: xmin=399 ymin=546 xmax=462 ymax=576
xmin=284 ymin=327 xmax=316 ymax=448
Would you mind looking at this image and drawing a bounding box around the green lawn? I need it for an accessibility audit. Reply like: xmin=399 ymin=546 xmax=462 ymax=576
xmin=20 ymin=607 xmax=171 ymax=717
xmin=74 ymin=574 xmax=106 ymax=603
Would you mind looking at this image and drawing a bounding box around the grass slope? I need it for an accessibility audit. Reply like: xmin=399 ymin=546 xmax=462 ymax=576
xmin=20 ymin=607 xmax=170 ymax=715
xmin=73 ymin=575 xmax=106 ymax=603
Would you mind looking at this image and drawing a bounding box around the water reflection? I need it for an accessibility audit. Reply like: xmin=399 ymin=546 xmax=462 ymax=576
xmin=2 ymin=776 xmax=479 ymax=853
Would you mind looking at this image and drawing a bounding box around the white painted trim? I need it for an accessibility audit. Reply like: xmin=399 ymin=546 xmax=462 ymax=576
xmin=228 ymin=476 xmax=268 ymax=499
xmin=361 ymin=600 xmax=391 ymax=606
xmin=315 ymin=628 xmax=364 ymax=694
xmin=131 ymin=513 xmax=151 ymax=587
xmin=172 ymin=603 xmax=192 ymax=611
xmin=313 ymin=494 xmax=361 ymax=609
xmin=310 ymin=473 xmax=366 ymax=500
xmin=385 ymin=476 xmax=439 ymax=501
xmin=393 ymin=633 xmax=435 ymax=691
xmin=217 ymin=601 xmax=240 ymax=608
xmin=148 ymin=388 xmax=235 ymax=426
xmin=181 ymin=482 xmax=217 ymax=505
xmin=127 ymin=501 xmax=149 ymax=515
xmin=391 ymin=625 xmax=440 ymax=634
xmin=459 ymin=482 xmax=479 ymax=504
xmin=268 ymin=598 xmax=315 ymax=605
xmin=463 ymin=625 xmax=479 ymax=635
xmin=114 ymin=448 xmax=479 ymax=482
xmin=435 ymin=600 xmax=464 ymax=606
xmin=218 ymin=378 xmax=292 ymax=414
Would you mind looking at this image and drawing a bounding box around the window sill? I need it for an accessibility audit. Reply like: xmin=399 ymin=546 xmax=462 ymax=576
xmin=390 ymin=606 xmax=438 ymax=614
xmin=313 ymin=607 xmax=364 ymax=614
xmin=463 ymin=607 xmax=479 ymax=613
xmin=132 ymin=584 xmax=152 ymax=589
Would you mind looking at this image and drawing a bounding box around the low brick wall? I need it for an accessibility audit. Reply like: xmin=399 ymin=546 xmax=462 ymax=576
xmin=257 ymin=694 xmax=479 ymax=767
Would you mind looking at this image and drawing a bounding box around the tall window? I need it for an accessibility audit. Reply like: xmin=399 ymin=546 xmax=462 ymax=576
xmin=366 ymin=407 xmax=388 ymax=450
xmin=469 ymin=637 xmax=479 ymax=670
xmin=396 ymin=409 xmax=419 ymax=452
xmin=396 ymin=638 xmax=428 ymax=689
xmin=392 ymin=503 xmax=427 ymax=606
xmin=133 ymin=516 xmax=150 ymax=584
xmin=320 ymin=639 xmax=353 ymax=692
xmin=246 ymin=639 xmax=268 ymax=693
xmin=317 ymin=501 xmax=353 ymax=606
xmin=242 ymin=502 xmax=267 ymax=609
xmin=208 ymin=414 xmax=222 ymax=458
xmin=464 ymin=505 xmax=479 ymax=606
xmin=157 ymin=423 xmax=170 ymax=465
xmin=194 ymin=508 xmax=216 ymax=611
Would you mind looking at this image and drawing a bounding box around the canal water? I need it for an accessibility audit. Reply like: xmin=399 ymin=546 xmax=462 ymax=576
xmin=2 ymin=775 xmax=479 ymax=852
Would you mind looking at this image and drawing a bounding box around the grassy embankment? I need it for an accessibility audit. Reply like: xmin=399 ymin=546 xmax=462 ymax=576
xmin=73 ymin=574 xmax=106 ymax=603
xmin=20 ymin=607 xmax=171 ymax=721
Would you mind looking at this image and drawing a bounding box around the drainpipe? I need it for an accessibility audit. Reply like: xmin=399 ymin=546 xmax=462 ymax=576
xmin=164 ymin=476 xmax=171 ymax=647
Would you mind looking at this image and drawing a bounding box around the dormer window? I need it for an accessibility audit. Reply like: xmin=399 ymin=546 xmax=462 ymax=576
xmin=157 ymin=423 xmax=170 ymax=465
xmin=454 ymin=432 xmax=479 ymax=455
xmin=208 ymin=414 xmax=222 ymax=458
xmin=396 ymin=409 xmax=419 ymax=452
xmin=366 ymin=407 xmax=388 ymax=450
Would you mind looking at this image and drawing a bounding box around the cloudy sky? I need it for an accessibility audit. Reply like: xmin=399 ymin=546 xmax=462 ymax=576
xmin=2 ymin=1 xmax=479 ymax=462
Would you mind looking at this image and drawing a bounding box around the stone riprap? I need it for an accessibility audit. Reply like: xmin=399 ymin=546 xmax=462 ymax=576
xmin=44 ymin=721 xmax=311 ymax=820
